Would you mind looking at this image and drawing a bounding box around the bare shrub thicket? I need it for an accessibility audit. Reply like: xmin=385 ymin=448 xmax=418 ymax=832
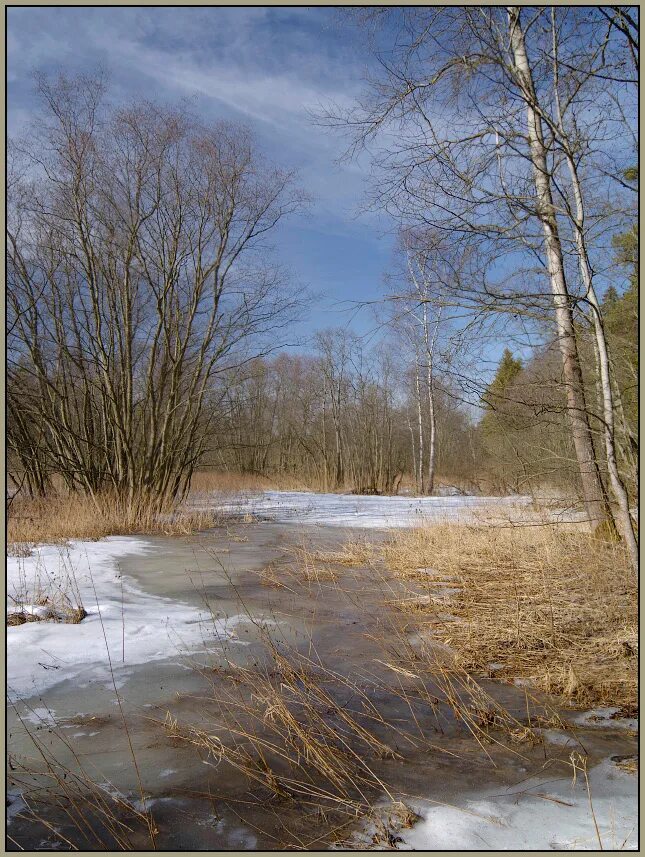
xmin=7 ymin=73 xmax=303 ymax=522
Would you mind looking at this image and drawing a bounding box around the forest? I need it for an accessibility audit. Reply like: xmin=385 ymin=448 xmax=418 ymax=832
xmin=8 ymin=10 xmax=638 ymax=545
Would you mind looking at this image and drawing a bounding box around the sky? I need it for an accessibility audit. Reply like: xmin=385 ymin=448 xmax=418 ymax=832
xmin=9 ymin=7 xmax=633 ymax=388
xmin=7 ymin=6 xmax=397 ymax=342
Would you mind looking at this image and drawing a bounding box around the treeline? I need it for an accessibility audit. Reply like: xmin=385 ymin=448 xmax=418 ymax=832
xmin=206 ymin=331 xmax=476 ymax=494
xmin=479 ymin=275 xmax=638 ymax=499
xmin=199 ymin=267 xmax=637 ymax=502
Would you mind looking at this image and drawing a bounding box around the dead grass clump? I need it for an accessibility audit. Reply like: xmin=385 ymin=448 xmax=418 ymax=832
xmin=280 ymin=544 xmax=341 ymax=583
xmin=378 ymin=523 xmax=637 ymax=710
xmin=259 ymin=563 xmax=291 ymax=589
xmin=7 ymin=601 xmax=87 ymax=628
xmin=365 ymin=801 xmax=421 ymax=848
xmin=7 ymin=542 xmax=35 ymax=559
xmin=612 ymin=754 xmax=638 ymax=775
xmin=166 ymin=646 xmax=401 ymax=833
xmin=66 ymin=606 xmax=88 ymax=624
xmin=312 ymin=539 xmax=377 ymax=568
xmin=7 ymin=493 xmax=220 ymax=547
xmin=7 ymin=612 xmax=41 ymax=626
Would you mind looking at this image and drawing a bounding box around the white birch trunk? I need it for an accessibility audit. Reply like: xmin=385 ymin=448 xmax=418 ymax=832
xmin=549 ymin=12 xmax=638 ymax=572
xmin=414 ymin=351 xmax=425 ymax=494
xmin=508 ymin=6 xmax=610 ymax=533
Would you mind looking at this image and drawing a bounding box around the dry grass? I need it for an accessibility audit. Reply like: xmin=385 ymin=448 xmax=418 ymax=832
xmin=612 ymin=755 xmax=638 ymax=775
xmin=164 ymin=641 xmax=404 ymax=844
xmin=259 ymin=542 xmax=346 ymax=590
xmin=7 ymin=605 xmax=87 ymax=627
xmin=7 ymin=543 xmax=88 ymax=627
xmin=189 ymin=469 xmax=325 ymax=494
xmin=282 ymin=543 xmax=341 ymax=582
xmin=310 ymin=538 xmax=376 ymax=568
xmin=306 ymin=519 xmax=637 ymax=710
xmin=371 ymin=523 xmax=637 ymax=710
xmin=7 ymin=492 xmax=223 ymax=550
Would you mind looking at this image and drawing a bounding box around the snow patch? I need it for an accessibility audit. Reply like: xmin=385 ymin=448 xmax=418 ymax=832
xmin=572 ymin=707 xmax=638 ymax=732
xmin=398 ymin=758 xmax=637 ymax=850
xmin=208 ymin=490 xmax=536 ymax=528
xmin=7 ymin=537 xmax=245 ymax=700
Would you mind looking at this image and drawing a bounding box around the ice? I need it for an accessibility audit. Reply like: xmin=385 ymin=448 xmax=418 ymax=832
xmin=7 ymin=537 xmax=244 ymax=700
xmin=210 ymin=490 xmax=536 ymax=528
xmin=572 ymin=707 xmax=638 ymax=732
xmin=398 ymin=759 xmax=637 ymax=850
xmin=6 ymin=790 xmax=27 ymax=825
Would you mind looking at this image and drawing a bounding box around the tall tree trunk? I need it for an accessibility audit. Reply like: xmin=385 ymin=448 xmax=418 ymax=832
xmin=508 ymin=6 xmax=611 ymax=532
xmin=549 ymin=11 xmax=638 ymax=573
xmin=414 ymin=352 xmax=425 ymax=494
xmin=422 ymin=303 xmax=441 ymax=495
xmin=407 ymin=415 xmax=417 ymax=491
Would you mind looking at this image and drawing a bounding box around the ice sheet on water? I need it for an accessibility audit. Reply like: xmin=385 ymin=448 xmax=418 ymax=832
xmin=212 ymin=490 xmax=535 ymax=528
xmin=397 ymin=758 xmax=637 ymax=851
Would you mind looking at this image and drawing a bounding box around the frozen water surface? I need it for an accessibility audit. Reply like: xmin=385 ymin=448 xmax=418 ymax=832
xmin=7 ymin=537 xmax=245 ymax=699
xmin=398 ymin=759 xmax=637 ymax=851
xmin=6 ymin=495 xmax=636 ymax=849
xmin=211 ymin=489 xmax=537 ymax=528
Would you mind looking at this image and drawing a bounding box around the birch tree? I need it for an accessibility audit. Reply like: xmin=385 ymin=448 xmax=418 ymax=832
xmin=321 ymin=7 xmax=638 ymax=567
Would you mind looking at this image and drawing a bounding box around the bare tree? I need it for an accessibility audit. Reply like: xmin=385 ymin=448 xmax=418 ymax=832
xmin=319 ymin=7 xmax=638 ymax=567
xmin=545 ymin=8 xmax=639 ymax=566
xmin=7 ymin=74 xmax=303 ymax=517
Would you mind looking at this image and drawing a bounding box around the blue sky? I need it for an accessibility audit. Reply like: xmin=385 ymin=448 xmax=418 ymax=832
xmin=9 ymin=7 xmax=633 ymax=389
xmin=7 ymin=6 xmax=396 ymax=341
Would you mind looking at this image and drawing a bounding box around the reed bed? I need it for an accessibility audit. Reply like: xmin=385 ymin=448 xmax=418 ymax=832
xmin=7 ymin=493 xmax=224 ymax=550
xmin=368 ymin=523 xmax=637 ymax=710
xmin=161 ymin=642 xmax=407 ymax=847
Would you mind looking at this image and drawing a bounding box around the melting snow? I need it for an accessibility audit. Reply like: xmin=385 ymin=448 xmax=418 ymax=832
xmin=398 ymin=759 xmax=637 ymax=850
xmin=572 ymin=707 xmax=638 ymax=732
xmin=7 ymin=537 xmax=243 ymax=700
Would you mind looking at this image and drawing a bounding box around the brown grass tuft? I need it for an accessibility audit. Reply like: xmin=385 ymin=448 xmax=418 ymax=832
xmin=375 ymin=523 xmax=636 ymax=709
xmin=311 ymin=539 xmax=377 ymax=568
xmin=7 ymin=492 xmax=223 ymax=548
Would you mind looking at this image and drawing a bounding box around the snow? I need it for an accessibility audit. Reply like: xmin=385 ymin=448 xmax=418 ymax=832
xmin=572 ymin=707 xmax=638 ymax=732
xmin=398 ymin=759 xmax=637 ymax=850
xmin=212 ymin=490 xmax=535 ymax=528
xmin=7 ymin=537 xmax=244 ymax=700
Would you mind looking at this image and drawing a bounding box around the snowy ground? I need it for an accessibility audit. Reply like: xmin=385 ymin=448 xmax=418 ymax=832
xmin=393 ymin=758 xmax=637 ymax=851
xmin=7 ymin=537 xmax=243 ymax=700
xmin=210 ymin=490 xmax=540 ymax=528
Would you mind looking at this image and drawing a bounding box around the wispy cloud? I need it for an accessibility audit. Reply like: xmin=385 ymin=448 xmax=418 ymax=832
xmin=7 ymin=7 xmax=395 ymax=333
